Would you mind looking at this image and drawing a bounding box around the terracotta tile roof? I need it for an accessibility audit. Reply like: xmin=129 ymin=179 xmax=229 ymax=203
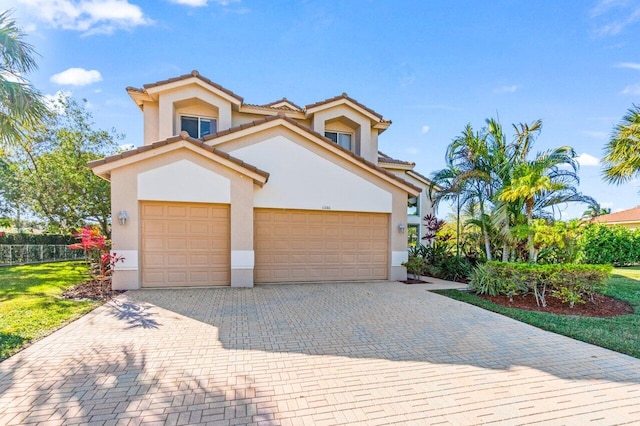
xmin=200 ymin=113 xmax=421 ymax=193
xmin=131 ymin=70 xmax=244 ymax=103
xmin=592 ymin=206 xmax=640 ymax=224
xmin=242 ymin=103 xmax=302 ymax=112
xmin=407 ymin=169 xmax=433 ymax=185
xmin=88 ymin=132 xmax=269 ymax=181
xmin=262 ymin=97 xmax=303 ymax=111
xmin=377 ymin=151 xmax=415 ymax=166
xmin=305 ymin=93 xmax=386 ymax=121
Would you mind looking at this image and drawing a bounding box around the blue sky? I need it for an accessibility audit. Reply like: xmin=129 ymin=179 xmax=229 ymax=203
xmin=4 ymin=0 xmax=640 ymax=219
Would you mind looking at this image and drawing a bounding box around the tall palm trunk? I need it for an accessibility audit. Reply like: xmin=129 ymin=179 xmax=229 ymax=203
xmin=477 ymin=191 xmax=492 ymax=261
xmin=526 ymin=198 xmax=535 ymax=263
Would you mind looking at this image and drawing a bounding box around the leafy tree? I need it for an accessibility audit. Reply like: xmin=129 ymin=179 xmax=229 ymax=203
xmin=602 ymin=105 xmax=640 ymax=188
xmin=0 ymin=11 xmax=46 ymax=149
xmin=6 ymin=95 xmax=120 ymax=236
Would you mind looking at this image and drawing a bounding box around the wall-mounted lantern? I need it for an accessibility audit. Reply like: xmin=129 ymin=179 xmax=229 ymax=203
xmin=398 ymin=223 xmax=406 ymax=233
xmin=118 ymin=210 xmax=128 ymax=226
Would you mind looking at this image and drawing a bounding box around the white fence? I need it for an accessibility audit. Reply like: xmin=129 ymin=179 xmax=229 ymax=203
xmin=0 ymin=245 xmax=86 ymax=266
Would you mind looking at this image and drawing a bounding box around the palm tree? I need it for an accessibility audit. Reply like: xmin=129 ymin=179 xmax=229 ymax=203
xmin=582 ymin=205 xmax=611 ymax=219
xmin=499 ymin=146 xmax=595 ymax=262
xmin=446 ymin=125 xmax=494 ymax=260
xmin=0 ymin=10 xmax=46 ymax=148
xmin=602 ymin=105 xmax=640 ymax=189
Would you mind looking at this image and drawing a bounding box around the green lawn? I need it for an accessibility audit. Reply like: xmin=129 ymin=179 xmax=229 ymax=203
xmin=0 ymin=261 xmax=98 ymax=360
xmin=436 ymin=267 xmax=640 ymax=358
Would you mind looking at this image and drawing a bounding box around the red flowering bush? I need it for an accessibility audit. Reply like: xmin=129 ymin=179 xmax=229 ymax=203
xmin=69 ymin=226 xmax=123 ymax=294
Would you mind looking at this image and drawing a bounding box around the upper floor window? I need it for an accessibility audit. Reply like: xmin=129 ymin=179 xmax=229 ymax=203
xmin=181 ymin=116 xmax=217 ymax=138
xmin=325 ymin=131 xmax=352 ymax=150
xmin=408 ymin=196 xmax=419 ymax=216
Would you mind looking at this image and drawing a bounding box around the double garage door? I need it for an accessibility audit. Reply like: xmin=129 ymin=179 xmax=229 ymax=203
xmin=140 ymin=202 xmax=389 ymax=287
xmin=254 ymin=209 xmax=389 ymax=283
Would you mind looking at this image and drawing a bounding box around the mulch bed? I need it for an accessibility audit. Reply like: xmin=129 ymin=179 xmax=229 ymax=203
xmin=62 ymin=280 xmax=125 ymax=301
xmin=480 ymin=293 xmax=634 ymax=317
xmin=399 ymin=279 xmax=433 ymax=284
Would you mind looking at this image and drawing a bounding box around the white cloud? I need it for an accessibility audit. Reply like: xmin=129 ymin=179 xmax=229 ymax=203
xmin=601 ymin=201 xmax=614 ymax=208
xmin=421 ymin=125 xmax=430 ymax=134
xmin=18 ymin=0 xmax=153 ymax=35
xmin=615 ymin=62 xmax=640 ymax=70
xmin=582 ymin=130 xmax=608 ymax=139
xmin=170 ymin=0 xmax=208 ymax=6
xmin=492 ymin=85 xmax=518 ymax=94
xmin=621 ymin=83 xmax=640 ymax=95
xmin=590 ymin=0 xmax=640 ymax=35
xmin=51 ymin=67 xmax=102 ymax=86
xmin=576 ymin=153 xmax=600 ymax=167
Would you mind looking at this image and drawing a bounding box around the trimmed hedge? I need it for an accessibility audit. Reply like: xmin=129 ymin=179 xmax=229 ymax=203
xmin=579 ymin=224 xmax=640 ymax=266
xmin=0 ymin=233 xmax=75 ymax=245
xmin=470 ymin=262 xmax=612 ymax=308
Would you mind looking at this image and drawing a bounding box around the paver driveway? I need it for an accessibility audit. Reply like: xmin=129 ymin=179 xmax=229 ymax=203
xmin=1 ymin=282 xmax=639 ymax=425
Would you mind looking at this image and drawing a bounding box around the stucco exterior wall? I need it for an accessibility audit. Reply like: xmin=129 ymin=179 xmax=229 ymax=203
xmin=142 ymin=101 xmax=159 ymax=146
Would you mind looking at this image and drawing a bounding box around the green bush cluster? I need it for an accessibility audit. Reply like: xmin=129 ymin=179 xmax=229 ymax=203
xmin=579 ymin=224 xmax=640 ymax=266
xmin=0 ymin=233 xmax=76 ymax=245
xmin=470 ymin=262 xmax=612 ymax=308
xmin=404 ymin=243 xmax=473 ymax=283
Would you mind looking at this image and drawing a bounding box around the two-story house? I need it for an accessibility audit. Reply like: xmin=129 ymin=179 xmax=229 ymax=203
xmin=90 ymin=71 xmax=434 ymax=289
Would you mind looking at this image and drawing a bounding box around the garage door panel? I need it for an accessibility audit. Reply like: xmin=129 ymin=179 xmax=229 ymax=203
xmin=255 ymin=209 xmax=388 ymax=283
xmin=141 ymin=201 xmax=230 ymax=287
xmin=166 ymin=205 xmax=188 ymax=217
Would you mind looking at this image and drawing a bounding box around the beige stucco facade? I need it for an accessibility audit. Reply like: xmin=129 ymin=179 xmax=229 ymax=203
xmin=95 ymin=71 xmax=432 ymax=289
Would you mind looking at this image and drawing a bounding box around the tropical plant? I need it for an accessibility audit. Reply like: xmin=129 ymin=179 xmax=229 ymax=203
xmin=602 ymin=105 xmax=640 ymax=189
xmin=0 ymin=11 xmax=46 ymax=148
xmin=69 ymin=226 xmax=123 ymax=294
xmin=432 ymin=117 xmax=596 ymax=263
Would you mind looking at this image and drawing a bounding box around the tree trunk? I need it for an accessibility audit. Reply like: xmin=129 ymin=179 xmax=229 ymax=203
xmin=502 ymin=241 xmax=509 ymax=262
xmin=526 ymin=199 xmax=535 ymax=263
xmin=477 ymin=195 xmax=492 ymax=261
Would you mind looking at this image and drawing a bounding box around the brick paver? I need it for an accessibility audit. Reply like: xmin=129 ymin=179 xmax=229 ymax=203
xmin=1 ymin=282 xmax=639 ymax=425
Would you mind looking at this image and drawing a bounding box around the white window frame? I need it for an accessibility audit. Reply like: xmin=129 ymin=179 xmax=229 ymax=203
xmin=180 ymin=115 xmax=217 ymax=138
xmin=325 ymin=130 xmax=353 ymax=151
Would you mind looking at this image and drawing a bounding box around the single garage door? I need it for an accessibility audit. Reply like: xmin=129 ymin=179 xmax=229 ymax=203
xmin=254 ymin=209 xmax=389 ymax=283
xmin=140 ymin=201 xmax=230 ymax=287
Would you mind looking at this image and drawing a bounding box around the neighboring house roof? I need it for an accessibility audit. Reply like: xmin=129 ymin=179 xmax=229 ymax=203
xmin=592 ymin=206 xmax=640 ymax=225
xmin=89 ymin=131 xmax=270 ymax=187
xmin=200 ymin=113 xmax=421 ymax=195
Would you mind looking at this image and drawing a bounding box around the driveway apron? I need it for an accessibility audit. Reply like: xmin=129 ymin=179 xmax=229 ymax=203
xmin=1 ymin=282 xmax=639 ymax=425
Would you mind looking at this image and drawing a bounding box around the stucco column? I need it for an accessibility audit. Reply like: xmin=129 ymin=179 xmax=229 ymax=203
xmin=110 ymin=170 xmax=141 ymax=290
xmin=230 ymin=176 xmax=255 ymax=287
xmin=390 ymin=189 xmax=409 ymax=281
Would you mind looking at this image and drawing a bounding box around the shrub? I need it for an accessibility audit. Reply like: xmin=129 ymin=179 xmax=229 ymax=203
xmin=405 ymin=243 xmax=473 ymax=283
xmin=429 ymin=256 xmax=472 ymax=283
xmin=579 ymin=224 xmax=640 ymax=266
xmin=403 ymin=255 xmax=426 ymax=276
xmin=69 ymin=227 xmax=123 ymax=294
xmin=469 ymin=262 xmax=612 ymax=308
xmin=0 ymin=233 xmax=76 ymax=245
